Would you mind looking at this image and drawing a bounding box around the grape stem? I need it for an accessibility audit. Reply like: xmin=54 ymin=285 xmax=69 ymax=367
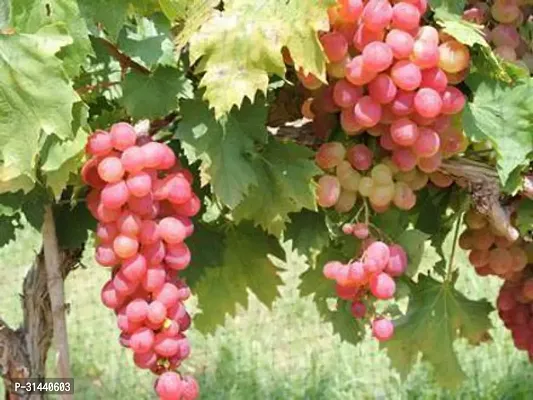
xmin=438 ymin=158 xmax=520 ymax=242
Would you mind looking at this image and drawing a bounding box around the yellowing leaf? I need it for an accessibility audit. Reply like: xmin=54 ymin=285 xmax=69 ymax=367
xmin=189 ymin=0 xmax=333 ymax=118
xmin=0 ymin=28 xmax=78 ymax=194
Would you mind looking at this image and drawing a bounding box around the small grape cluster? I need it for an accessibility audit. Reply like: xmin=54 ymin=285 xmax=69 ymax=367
xmin=323 ymin=226 xmax=408 ymax=342
xmin=82 ymin=122 xmax=199 ymax=400
xmin=460 ymin=206 xmax=533 ymax=360
xmin=315 ymin=140 xmax=453 ymax=214
xmin=463 ymin=0 xmax=533 ymax=73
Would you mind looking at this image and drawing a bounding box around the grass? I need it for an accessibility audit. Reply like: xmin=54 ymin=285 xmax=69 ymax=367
xmin=0 ymin=225 xmax=532 ymax=399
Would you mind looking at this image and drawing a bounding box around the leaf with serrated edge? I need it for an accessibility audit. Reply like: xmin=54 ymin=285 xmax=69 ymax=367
xmin=176 ymin=97 xmax=268 ymax=208
xmin=121 ymin=67 xmax=193 ymax=119
xmin=11 ymin=0 xmax=94 ymax=77
xmin=0 ymin=27 xmax=78 ymax=194
xmin=383 ymin=274 xmax=493 ymax=388
xmin=233 ymin=140 xmax=321 ymax=237
xmin=516 ymin=199 xmax=533 ymax=237
xmin=189 ymin=0 xmax=333 ymax=118
xmin=395 ymin=229 xmax=429 ymax=277
xmin=285 ymin=210 xmax=329 ymax=261
xmin=78 ymin=0 xmax=129 ymax=40
xmin=463 ymin=76 xmax=533 ymax=187
xmin=193 ymin=223 xmax=284 ymax=333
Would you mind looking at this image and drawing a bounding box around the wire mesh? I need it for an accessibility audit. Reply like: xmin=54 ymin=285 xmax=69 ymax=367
xmin=0 ymin=228 xmax=532 ymax=400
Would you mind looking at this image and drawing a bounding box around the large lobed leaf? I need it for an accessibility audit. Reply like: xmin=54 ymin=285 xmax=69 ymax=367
xmin=193 ymin=223 xmax=284 ymax=333
xmin=11 ymin=0 xmax=94 ymax=77
xmin=189 ymin=0 xmax=334 ymax=118
xmin=121 ymin=66 xmax=193 ymax=119
xmin=176 ymin=97 xmax=320 ymax=235
xmin=284 ymin=210 xmax=329 ymax=261
xmin=383 ymin=274 xmax=493 ymax=388
xmin=0 ymin=27 xmax=78 ymax=194
xmin=232 ymin=140 xmax=321 ymax=237
xmin=463 ymin=76 xmax=533 ymax=188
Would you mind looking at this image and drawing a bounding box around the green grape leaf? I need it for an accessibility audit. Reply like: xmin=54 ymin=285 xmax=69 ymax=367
xmin=0 ymin=0 xmax=10 ymax=29
xmin=0 ymin=27 xmax=78 ymax=194
xmin=371 ymin=208 xmax=410 ymax=240
xmin=463 ymin=76 xmax=533 ymax=188
xmin=176 ymin=97 xmax=268 ymax=208
xmin=428 ymin=0 xmax=465 ymax=15
xmin=11 ymin=0 xmax=93 ymax=77
xmin=434 ymin=13 xmax=488 ymax=47
xmin=117 ymin=13 xmax=175 ymax=69
xmin=79 ymin=0 xmax=130 ymax=40
xmin=179 ymin=223 xmax=226 ymax=289
xmin=396 ymin=229 xmax=429 ymax=277
xmin=21 ymin=186 xmax=48 ymax=230
xmin=0 ymin=215 xmax=17 ymax=247
xmin=285 ymin=210 xmax=329 ymax=261
xmin=121 ymin=66 xmax=193 ymax=119
xmin=193 ymin=223 xmax=284 ymax=333
xmin=383 ymin=274 xmax=493 ymax=388
xmin=54 ymin=201 xmax=96 ymax=249
xmin=516 ymin=199 xmax=533 ymax=237
xmin=299 ymin=245 xmax=365 ymax=345
xmin=189 ymin=0 xmax=333 ymax=118
xmin=41 ymin=128 xmax=88 ymax=199
xmin=0 ymin=192 xmax=22 ymax=217
xmin=159 ymin=0 xmax=218 ymax=52
xmin=232 ymin=140 xmax=321 ymax=237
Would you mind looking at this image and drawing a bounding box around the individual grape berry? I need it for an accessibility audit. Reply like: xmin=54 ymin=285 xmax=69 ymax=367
xmin=87 ymin=131 xmax=113 ymax=156
xmin=438 ymin=40 xmax=470 ymax=73
xmin=110 ymin=122 xmax=137 ymax=151
xmin=413 ymin=127 xmax=440 ymax=158
xmin=342 ymin=224 xmax=354 ymax=235
xmin=347 ymin=144 xmax=373 ymax=171
xmin=420 ymin=67 xmax=448 ymax=93
xmin=335 ymin=190 xmax=357 ymax=213
xmin=353 ymin=24 xmax=386 ymax=52
xmin=368 ymin=74 xmax=398 ymax=105
xmin=370 ymin=272 xmax=396 ymax=299
xmin=346 ymin=56 xmax=377 ymax=86
xmin=391 ymin=2 xmax=421 ymax=31
xmin=114 ymin=235 xmax=139 ymax=259
xmin=372 ymin=318 xmax=395 ymax=341
xmin=362 ymin=42 xmax=393 ymax=72
xmin=315 ymin=142 xmax=347 ymax=170
xmin=320 ymin=31 xmax=348 ymax=63
xmin=390 ymin=90 xmax=415 ymax=117
xmin=352 ymin=223 xmax=369 ymax=239
xmin=317 ymin=175 xmax=341 ymax=208
xmin=336 ymin=161 xmax=361 ymax=192
xmin=333 ymin=79 xmax=363 ymax=108
xmin=98 ymin=156 xmax=125 ymax=183
xmin=441 ymin=86 xmax=466 ymax=115
xmin=392 ymin=148 xmax=418 ymax=172
xmin=365 ymin=241 xmax=390 ymax=270
xmin=351 ymin=301 xmax=367 ymax=319
xmin=386 ymin=29 xmax=414 ymax=60
xmin=414 ymin=88 xmax=442 ymax=118
xmin=391 ymin=118 xmax=419 ymax=147
xmin=391 ymin=61 xmax=422 ymax=91
xmin=354 ymin=96 xmax=382 ymax=127
xmin=363 ymin=0 xmax=393 ymax=32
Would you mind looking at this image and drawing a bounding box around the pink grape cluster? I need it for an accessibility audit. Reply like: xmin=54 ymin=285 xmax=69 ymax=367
xmin=463 ymin=0 xmax=533 ymax=72
xmin=82 ymin=122 xmax=199 ymax=400
xmin=323 ymin=234 xmax=408 ymax=342
xmin=293 ymin=0 xmax=470 ymax=164
xmin=459 ymin=206 xmax=533 ymax=361
xmin=315 ymin=140 xmax=455 ymax=214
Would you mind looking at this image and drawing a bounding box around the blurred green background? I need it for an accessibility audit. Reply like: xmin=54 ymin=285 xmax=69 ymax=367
xmin=0 ymin=224 xmax=532 ymax=400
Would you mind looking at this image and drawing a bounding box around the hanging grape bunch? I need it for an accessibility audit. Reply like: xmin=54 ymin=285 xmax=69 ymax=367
xmin=287 ymin=0 xmax=474 ymax=343
xmin=463 ymin=0 xmax=533 ymax=73
xmin=291 ymin=0 xmax=470 ymax=215
xmin=82 ymin=123 xmax=200 ymax=400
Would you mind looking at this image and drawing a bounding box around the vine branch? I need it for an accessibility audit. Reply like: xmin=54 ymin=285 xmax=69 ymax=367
xmin=42 ymin=207 xmax=72 ymax=400
xmin=97 ymin=38 xmax=151 ymax=75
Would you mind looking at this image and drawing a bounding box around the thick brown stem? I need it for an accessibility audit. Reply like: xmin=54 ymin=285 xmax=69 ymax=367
xmin=439 ymin=158 xmax=519 ymax=241
xmin=41 ymin=207 xmax=72 ymax=400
